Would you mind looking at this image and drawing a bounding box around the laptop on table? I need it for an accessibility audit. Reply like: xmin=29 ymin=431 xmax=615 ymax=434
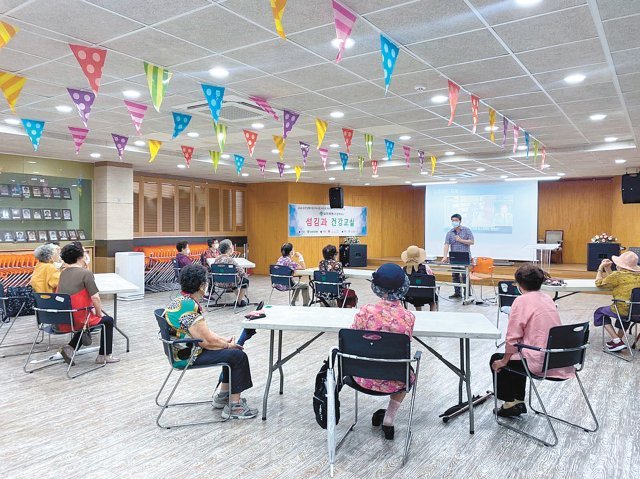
xmin=449 ymin=251 xmax=471 ymax=266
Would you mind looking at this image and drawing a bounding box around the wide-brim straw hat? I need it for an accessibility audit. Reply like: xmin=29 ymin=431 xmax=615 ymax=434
xmin=401 ymin=245 xmax=427 ymax=266
xmin=612 ymin=251 xmax=640 ymax=272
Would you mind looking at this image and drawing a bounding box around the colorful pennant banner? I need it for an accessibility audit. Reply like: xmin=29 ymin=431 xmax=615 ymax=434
xmin=342 ymin=128 xmax=353 ymax=153
xmin=489 ymin=108 xmax=496 ymax=142
xmin=69 ymin=44 xmax=106 ymax=94
xmin=332 ymin=0 xmax=356 ymax=63
xmin=273 ymin=135 xmax=286 ymax=160
xmin=68 ymin=126 xmax=89 ymax=154
xmin=201 ymin=84 xmax=225 ymax=123
xmin=371 ymin=159 xmax=378 ymax=175
xmin=283 ymin=109 xmax=299 ymax=139
xmin=340 ymin=152 xmax=348 ymax=170
xmin=364 ymin=133 xmax=374 ymax=160
xmin=124 ymin=100 xmax=147 ymax=135
xmin=513 ymin=125 xmax=519 ymax=154
xmin=214 ymin=122 xmax=227 ymax=153
xmin=111 ymin=133 xmax=128 ymax=161
xmin=430 ymin=155 xmax=437 ymax=175
xmin=171 ymin=111 xmax=192 ymax=139
xmin=358 ymin=155 xmax=364 ymax=175
xmin=181 ymin=145 xmax=194 ymax=168
xmin=0 ymin=71 xmax=25 ymax=112
xmin=403 ymin=145 xmax=411 ymax=168
xmin=384 ymin=139 xmax=394 ymax=160
xmin=295 ymin=165 xmax=302 ymax=182
xmin=148 ymin=139 xmax=162 ymax=163
xmin=249 ymin=96 xmax=279 ymax=121
xmin=533 ymin=140 xmax=539 ymax=163
xmin=277 ymin=161 xmax=286 ymax=178
xmin=319 ymin=148 xmax=329 ymax=171
xmin=0 ymin=21 xmax=18 ymax=50
xmin=502 ymin=116 xmax=508 ymax=149
xmin=541 ymin=147 xmax=546 ymax=169
xmin=243 ymin=129 xmax=258 ymax=157
xmin=257 ymin=159 xmax=267 ymax=176
xmin=418 ymin=150 xmax=425 ymax=172
xmin=270 ymin=0 xmax=287 ymax=39
xmin=524 ymin=131 xmax=530 ymax=159
xmin=299 ymin=141 xmax=310 ymax=166
xmin=21 ymin=119 xmax=44 ymax=151
xmin=67 ymin=88 xmax=95 ymax=127
xmin=380 ymin=34 xmax=399 ymax=94
xmin=471 ymin=95 xmax=480 ymax=134
xmin=235 ymin=154 xmax=245 ymax=175
xmin=447 ymin=80 xmax=460 ymax=126
xmin=316 ymin=118 xmax=328 ymax=149
xmin=144 ymin=62 xmax=172 ymax=112
xmin=210 ymin=150 xmax=220 ymax=172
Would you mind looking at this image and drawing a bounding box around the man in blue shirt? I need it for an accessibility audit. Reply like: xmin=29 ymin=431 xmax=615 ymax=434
xmin=442 ymin=214 xmax=474 ymax=299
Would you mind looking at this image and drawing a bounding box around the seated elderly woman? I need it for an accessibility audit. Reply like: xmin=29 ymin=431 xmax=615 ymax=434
xmin=30 ymin=243 xmax=62 ymax=293
xmin=401 ymin=245 xmax=436 ymax=312
xmin=593 ymin=251 xmax=640 ymax=352
xmin=490 ymin=264 xmax=574 ymax=417
xmin=319 ymin=244 xmax=357 ymax=308
xmin=175 ymin=241 xmax=192 ymax=269
xmin=351 ymin=263 xmax=415 ymax=440
xmin=275 ymin=242 xmax=310 ymax=306
xmin=212 ymin=239 xmax=249 ymax=307
xmin=164 ymin=264 xmax=257 ymax=419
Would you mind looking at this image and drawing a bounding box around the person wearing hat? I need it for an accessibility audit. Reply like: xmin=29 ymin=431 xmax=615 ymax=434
xmin=350 ymin=263 xmax=415 ymax=440
xmin=594 ymin=251 xmax=640 ymax=352
xmin=401 ymin=245 xmax=436 ymax=312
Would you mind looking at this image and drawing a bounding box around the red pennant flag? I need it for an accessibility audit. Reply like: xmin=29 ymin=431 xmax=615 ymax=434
xmin=540 ymin=146 xmax=546 ymax=169
xmin=68 ymin=126 xmax=89 ymax=154
xmin=471 ymin=95 xmax=480 ymax=134
xmin=342 ymin=127 xmax=354 ymax=153
xmin=447 ymin=80 xmax=460 ymax=126
xmin=243 ymin=129 xmax=259 ymax=157
xmin=371 ymin=160 xmax=379 ymax=175
xmin=181 ymin=145 xmax=194 ymax=168
xmin=69 ymin=44 xmax=107 ymax=94
xmin=403 ymin=145 xmax=411 ymax=168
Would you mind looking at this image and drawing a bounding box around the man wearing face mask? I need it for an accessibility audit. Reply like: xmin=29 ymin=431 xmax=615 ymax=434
xmin=442 ymin=213 xmax=474 ymax=299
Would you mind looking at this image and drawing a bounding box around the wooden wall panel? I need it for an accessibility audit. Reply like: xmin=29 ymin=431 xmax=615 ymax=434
xmin=610 ymin=175 xmax=640 ymax=248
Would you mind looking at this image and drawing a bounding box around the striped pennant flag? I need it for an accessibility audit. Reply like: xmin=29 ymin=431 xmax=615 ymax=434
xmin=332 ymin=0 xmax=357 ymax=63
xmin=273 ymin=135 xmax=286 ymax=160
xmin=403 ymin=145 xmax=411 ymax=168
xmin=430 ymin=156 xmax=437 ymax=175
xmin=68 ymin=127 xmax=89 ymax=154
xmin=124 ymin=100 xmax=147 ymax=135
xmin=0 ymin=21 xmax=18 ymax=49
xmin=316 ymin=118 xmax=328 ymax=149
xmin=364 ymin=133 xmax=374 ymax=159
xmin=249 ymin=96 xmax=279 ymax=121
xmin=210 ymin=150 xmax=220 ymax=172
xmin=0 ymin=71 xmax=26 ymax=112
xmin=144 ymin=62 xmax=172 ymax=112
xmin=214 ymin=122 xmax=227 ymax=153
xmin=319 ymin=148 xmax=328 ymax=171
xmin=270 ymin=0 xmax=287 ymax=39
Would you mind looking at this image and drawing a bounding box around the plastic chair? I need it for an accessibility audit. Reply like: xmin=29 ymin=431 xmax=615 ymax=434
xmin=310 ymin=271 xmax=348 ymax=308
xmin=606 ymin=287 xmax=640 ymax=362
xmin=267 ymin=264 xmax=300 ymax=305
xmin=471 ymin=257 xmax=496 ymax=302
xmin=403 ymin=273 xmax=438 ymax=311
xmin=208 ymin=263 xmax=246 ymax=313
xmin=496 ymin=281 xmax=520 ymax=348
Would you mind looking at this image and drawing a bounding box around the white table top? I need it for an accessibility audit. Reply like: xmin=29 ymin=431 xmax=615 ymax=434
xmin=526 ymin=243 xmax=561 ymax=251
xmin=94 ymin=273 xmax=139 ymax=295
xmin=242 ymin=305 xmax=500 ymax=340
xmin=206 ymin=257 xmax=256 ymax=269
xmin=541 ymin=279 xmax=602 ymax=292
xmin=295 ymin=267 xmax=374 ymax=279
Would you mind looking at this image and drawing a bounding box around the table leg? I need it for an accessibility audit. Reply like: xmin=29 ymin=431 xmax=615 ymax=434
xmin=278 ymin=330 xmax=284 ymax=394
xmin=458 ymin=338 xmax=464 ymax=403
xmin=111 ymin=294 xmax=130 ymax=352
xmin=465 ymin=338 xmax=474 ymax=434
xmin=262 ymin=330 xmax=275 ymax=420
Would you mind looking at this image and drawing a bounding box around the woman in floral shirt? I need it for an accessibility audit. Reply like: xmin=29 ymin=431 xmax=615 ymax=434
xmin=276 ymin=242 xmax=310 ymax=306
xmin=351 ymin=263 xmax=414 ymax=440
xmin=319 ymin=244 xmax=357 ymax=307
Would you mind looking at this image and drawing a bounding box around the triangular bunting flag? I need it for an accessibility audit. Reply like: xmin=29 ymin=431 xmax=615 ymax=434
xmin=257 ymin=159 xmax=267 ymax=176
xmin=319 ymin=148 xmax=329 ymax=171
xmin=0 ymin=71 xmax=25 ymax=112
xmin=364 ymin=133 xmax=374 ymax=160
xmin=201 ymin=84 xmax=225 ymax=123
xmin=283 ymin=109 xmax=299 ymax=139
xmin=0 ymin=21 xmax=18 ymax=50
xmin=384 ymin=139 xmax=394 ymax=160
xmin=447 ymin=80 xmax=460 ymax=126
xmin=502 ymin=116 xmax=509 ymax=149
xmin=214 ymin=122 xmax=227 ymax=153
xmin=418 ymin=150 xmax=425 ymax=172
xmin=67 ymin=88 xmax=95 ymax=127
xmin=235 ymin=154 xmax=245 ymax=175
xmin=124 ymin=100 xmax=147 ymax=135
xmin=533 ymin=140 xmax=539 ymax=163
xmin=524 ymin=131 xmax=530 ymax=159
xmin=340 ymin=152 xmax=348 ymax=171
xmin=68 ymin=126 xmax=89 ymax=154
xmin=316 ymin=118 xmax=328 ymax=149
xmin=273 ymin=135 xmax=286 ymax=160
xmin=270 ymin=0 xmax=287 ymax=39
xmin=21 ymin=119 xmax=44 ymax=151
xmin=143 ymin=62 xmax=172 ymax=112
xmin=243 ymin=129 xmax=259 ymax=157
xmin=69 ymin=44 xmax=107 ymax=94
xmin=210 ymin=150 xmax=220 ymax=172
xmin=403 ymin=145 xmax=411 ymax=168
xmin=371 ymin=160 xmax=378 ymax=175
xmin=299 ymin=141 xmax=310 ymax=167
xmin=249 ymin=96 xmax=279 ymax=121
xmin=148 ymin=139 xmax=162 ymax=163
xmin=489 ymin=108 xmax=496 ymax=142
xmin=295 ymin=165 xmax=302 ymax=182
xmin=342 ymin=128 xmax=353 ymax=153
xmin=171 ymin=112 xmax=192 ymax=139
xmin=333 ymin=0 xmax=357 ymax=63
xmin=430 ymin=156 xmax=437 ymax=175
xmin=111 ymin=133 xmax=128 ymax=161
xmin=541 ymin=147 xmax=546 ymax=169
xmin=513 ymin=125 xmax=520 ymax=153
xmin=380 ymin=34 xmax=399 ymax=94
xmin=277 ymin=161 xmax=285 ymax=178
xmin=181 ymin=145 xmax=194 ymax=168
xmin=358 ymin=155 xmax=364 ymax=175
xmin=471 ymin=95 xmax=480 ymax=133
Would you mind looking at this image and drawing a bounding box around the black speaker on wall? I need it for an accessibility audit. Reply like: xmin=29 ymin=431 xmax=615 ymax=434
xmin=329 ymin=187 xmax=344 ymax=209
xmin=621 ymin=174 xmax=640 ymax=204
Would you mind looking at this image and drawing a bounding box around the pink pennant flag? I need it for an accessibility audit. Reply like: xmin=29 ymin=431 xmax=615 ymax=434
xmin=332 ymin=0 xmax=357 ymax=63
xmin=513 ymin=125 xmax=520 ymax=153
xmin=299 ymin=141 xmax=310 ymax=166
xmin=124 ymin=100 xmax=147 ymax=136
xmin=69 ymin=44 xmax=107 ymax=94
xmin=181 ymin=145 xmax=194 ymax=168
xmin=371 ymin=159 xmax=378 ymax=175
xmin=277 ymin=161 xmax=285 ymax=178
xmin=319 ymin=148 xmax=329 ymax=171
xmin=447 ymin=80 xmax=460 ymax=126
xmin=243 ymin=129 xmax=258 ymax=157
xmin=257 ymin=159 xmax=267 ymax=176
xmin=111 ymin=133 xmax=128 ymax=161
xmin=418 ymin=150 xmax=425 ymax=172
xmin=471 ymin=95 xmax=480 ymax=134
xmin=249 ymin=96 xmax=279 ymax=121
xmin=67 ymin=88 xmax=95 ymax=127
xmin=541 ymin=146 xmax=546 ymax=169
xmin=403 ymin=145 xmax=411 ymax=168
xmin=283 ymin=109 xmax=299 ymax=139
xmin=68 ymin=126 xmax=89 ymax=154
xmin=342 ymin=128 xmax=353 ymax=153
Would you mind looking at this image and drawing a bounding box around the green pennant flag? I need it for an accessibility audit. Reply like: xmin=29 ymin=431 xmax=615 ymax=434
xmin=143 ymin=62 xmax=172 ymax=112
xmin=533 ymin=140 xmax=539 ymax=163
xmin=364 ymin=133 xmax=374 ymax=160
xmin=210 ymin=150 xmax=220 ymax=173
xmin=358 ymin=155 xmax=364 ymax=175
xmin=214 ymin=121 xmax=227 ymax=153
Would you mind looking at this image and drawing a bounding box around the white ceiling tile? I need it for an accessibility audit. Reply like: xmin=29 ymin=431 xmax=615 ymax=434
xmin=440 ymin=55 xmax=525 ymax=84
xmin=226 ymin=39 xmax=324 ymax=75
xmin=468 ymin=0 xmax=586 ymax=26
xmin=612 ymin=48 xmax=640 ymax=76
xmin=597 ymin=0 xmax=640 ymax=20
xmin=550 ymin=82 xmax=619 ymax=103
xmin=87 ymin=0 xmax=210 ymax=26
xmin=338 ymin=51 xmax=427 ymax=82
xmin=619 ymin=72 xmax=640 ymax=92
xmin=533 ymin=63 xmax=613 ymax=90
xmin=603 ymin=14 xmax=640 ymax=52
xmin=517 ymin=38 xmax=606 ymax=73
xmin=317 ymin=82 xmax=384 ymax=104
xmin=230 ymin=75 xmax=307 ymax=99
xmin=276 ymin=63 xmax=361 ymax=90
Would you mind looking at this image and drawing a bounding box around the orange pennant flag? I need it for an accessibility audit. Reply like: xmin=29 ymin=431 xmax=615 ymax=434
xmin=273 ymin=135 xmax=286 ymax=160
xmin=0 ymin=21 xmax=18 ymax=49
xmin=148 ymin=139 xmax=162 ymax=163
xmin=0 ymin=71 xmax=26 ymax=112
xmin=270 ymin=0 xmax=287 ymax=39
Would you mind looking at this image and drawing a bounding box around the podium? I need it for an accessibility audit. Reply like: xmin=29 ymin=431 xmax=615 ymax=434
xmin=526 ymin=244 xmax=560 ymax=273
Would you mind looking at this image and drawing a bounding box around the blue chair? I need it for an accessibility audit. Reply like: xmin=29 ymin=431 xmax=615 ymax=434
xmin=310 ymin=271 xmax=348 ymax=308
xmin=154 ymin=308 xmax=230 ymax=428
xmin=25 ymin=293 xmax=106 ymax=379
xmin=326 ymin=329 xmax=422 ymax=476
xmin=268 ymin=264 xmax=301 ymax=305
xmin=495 ymin=281 xmax=520 ymax=348
xmin=493 ymin=322 xmax=598 ymax=446
xmin=607 ymin=287 xmax=640 ymax=361
xmin=208 ymin=263 xmax=246 ymax=313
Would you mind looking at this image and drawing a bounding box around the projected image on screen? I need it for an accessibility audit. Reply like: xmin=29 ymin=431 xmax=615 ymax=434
xmin=446 ymin=194 xmax=514 ymax=233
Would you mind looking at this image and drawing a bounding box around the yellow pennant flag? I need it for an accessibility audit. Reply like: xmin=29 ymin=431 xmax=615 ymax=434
xmin=148 ymin=139 xmax=162 ymax=163
xmin=0 ymin=21 xmax=18 ymax=50
xmin=144 ymin=62 xmax=172 ymax=112
xmin=316 ymin=118 xmax=328 ymax=149
xmin=294 ymin=165 xmax=302 ymax=182
xmin=210 ymin=150 xmax=220 ymax=172
xmin=270 ymin=0 xmax=287 ymax=39
xmin=488 ymin=108 xmax=496 ymax=142
xmin=430 ymin=155 xmax=437 ymax=175
xmin=273 ymin=135 xmax=286 ymax=160
xmin=0 ymin=71 xmax=25 ymax=112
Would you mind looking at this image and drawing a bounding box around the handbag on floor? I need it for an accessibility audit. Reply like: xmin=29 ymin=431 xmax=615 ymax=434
xmin=4 ymin=286 xmax=35 ymax=318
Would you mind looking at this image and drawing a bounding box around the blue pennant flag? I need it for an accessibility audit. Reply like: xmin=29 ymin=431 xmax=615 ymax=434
xmin=171 ymin=112 xmax=192 ymax=139
xmin=380 ymin=34 xmax=399 ymax=95
xmin=340 ymin=152 xmax=349 ymax=171
xmin=384 ymin=139 xmax=395 ymax=160
xmin=21 ymin=118 xmax=45 ymax=151
xmin=201 ymin=84 xmax=225 ymax=123
xmin=524 ymin=131 xmax=530 ymax=159
xmin=234 ymin=154 xmax=245 ymax=175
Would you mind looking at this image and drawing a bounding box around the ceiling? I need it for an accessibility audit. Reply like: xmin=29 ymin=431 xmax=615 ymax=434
xmin=0 ymin=0 xmax=638 ymax=186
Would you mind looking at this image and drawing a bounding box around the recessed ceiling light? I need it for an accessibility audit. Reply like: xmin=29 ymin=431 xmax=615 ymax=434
xmin=431 ymin=95 xmax=448 ymax=104
xmin=209 ymin=66 xmax=229 ymax=79
xmin=221 ymin=154 xmax=230 ymax=159
xmin=27 ymin=161 xmax=36 ymax=164
xmin=445 ymin=151 xmax=455 ymax=156
xmin=331 ymin=37 xmax=355 ymax=49
xmin=404 ymin=180 xmax=412 ymax=184
xmin=500 ymin=175 xmax=508 ymax=179
xmin=420 ymin=171 xmax=429 ymax=175
xmin=329 ymin=143 xmax=339 ymax=148
xmin=604 ymin=136 xmax=618 ymax=143
xmin=399 ymin=135 xmax=411 ymax=141
xmin=364 ymin=183 xmax=370 ymax=186
xmin=329 ymin=177 xmax=336 ymax=181
xmin=33 ymin=171 xmax=39 ymax=174
xmin=90 ymin=153 xmax=101 ymax=158
xmin=284 ymin=164 xmax=291 ymax=169
xmin=5 ymin=118 xmax=20 ymax=125
xmin=251 ymin=122 xmax=264 ymax=130
xmin=505 ymin=176 xmax=560 ymax=182
xmin=590 ymin=113 xmax=607 ymax=121
xmin=615 ymin=159 xmax=626 ymax=164
xmin=329 ymin=161 xmax=338 ymax=165
xmin=564 ymin=73 xmax=586 ymax=85
xmin=134 ymin=140 xmax=146 ymax=147
xmin=177 ymin=164 xmax=186 ymax=169
xmin=241 ymin=172 xmax=249 ymax=177
xmin=372 ymin=174 xmax=379 ymax=178
xmin=330 ymin=111 xmax=344 ymax=119
xmin=122 ymin=90 xmax=140 ymax=99
xmin=449 ymin=178 xmax=457 ymax=182
xmin=271 ymin=149 xmax=279 ymax=154
xmin=484 ymin=126 xmax=498 ymax=132
xmin=381 ymin=157 xmax=388 ymax=161
xmin=476 ymin=167 xmax=486 ymax=172
xmin=515 ymin=0 xmax=543 ymax=6
xmin=541 ymin=164 xmax=550 ymax=169
xmin=557 ymin=173 xmax=566 ymax=176
xmin=517 ymin=145 xmax=527 ymax=151
xmin=187 ymin=131 xmax=199 ymax=138
xmin=55 ymin=105 xmax=73 ymax=113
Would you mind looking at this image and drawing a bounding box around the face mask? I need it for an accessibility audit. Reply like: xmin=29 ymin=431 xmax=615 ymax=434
xmin=54 ymin=261 xmax=63 ymax=270
xmin=185 ymin=249 xmax=191 ymax=256
xmin=452 ymin=221 xmax=460 ymax=228
xmin=84 ymin=252 xmax=91 ymax=265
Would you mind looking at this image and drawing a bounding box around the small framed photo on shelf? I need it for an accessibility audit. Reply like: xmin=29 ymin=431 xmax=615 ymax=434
xmin=48 ymin=230 xmax=58 ymax=241
xmin=11 ymin=208 xmax=21 ymax=220
xmin=41 ymin=186 xmax=51 ymax=198
xmin=51 ymin=187 xmax=61 ymax=199
xmin=58 ymin=230 xmax=69 ymax=241
xmin=10 ymin=184 xmax=22 ymax=197
xmin=61 ymin=188 xmax=72 ymax=200
xmin=15 ymin=231 xmax=26 ymax=242
xmin=32 ymin=209 xmax=42 ymax=220
xmin=26 ymin=230 xmax=37 ymax=242
xmin=62 ymin=209 xmax=72 ymax=221
xmin=21 ymin=185 xmax=31 ymax=198
xmin=37 ymin=230 xmax=48 ymax=242
xmin=0 ymin=208 xmax=9 ymax=220
xmin=77 ymin=230 xmax=86 ymax=240
xmin=22 ymin=208 xmax=31 ymax=220
xmin=31 ymin=186 xmax=42 ymax=198
xmin=0 ymin=184 xmax=9 ymax=197
xmin=43 ymin=209 xmax=52 ymax=220
xmin=68 ymin=229 xmax=77 ymax=240
xmin=3 ymin=231 xmax=15 ymax=242
xmin=52 ymin=209 xmax=62 ymax=220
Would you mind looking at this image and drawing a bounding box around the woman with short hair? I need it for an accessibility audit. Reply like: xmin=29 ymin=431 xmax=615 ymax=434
xmin=175 ymin=241 xmax=191 ymax=269
xmin=319 ymin=244 xmax=357 ymax=308
xmin=30 ymin=243 xmax=61 ymax=293
xmin=276 ymin=242 xmax=310 ymax=306
xmin=212 ymin=239 xmax=250 ymax=307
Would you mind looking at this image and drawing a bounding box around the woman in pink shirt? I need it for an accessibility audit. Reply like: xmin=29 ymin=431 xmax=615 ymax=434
xmin=490 ymin=264 xmax=574 ymax=417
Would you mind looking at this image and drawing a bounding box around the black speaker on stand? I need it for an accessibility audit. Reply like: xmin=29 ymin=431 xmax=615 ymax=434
xmin=329 ymin=187 xmax=343 ymax=209
xmin=340 ymin=244 xmax=367 ymax=267
xmin=587 ymin=242 xmax=620 ymax=271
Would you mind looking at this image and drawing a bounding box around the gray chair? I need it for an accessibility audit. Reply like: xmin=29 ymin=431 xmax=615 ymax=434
xmin=606 ymin=287 xmax=640 ymax=361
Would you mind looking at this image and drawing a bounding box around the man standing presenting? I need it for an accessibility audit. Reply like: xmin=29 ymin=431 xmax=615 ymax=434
xmin=442 ymin=214 xmax=474 ymax=299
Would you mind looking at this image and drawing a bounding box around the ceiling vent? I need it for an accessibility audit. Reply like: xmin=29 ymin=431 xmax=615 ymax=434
xmin=175 ymin=94 xmax=267 ymax=123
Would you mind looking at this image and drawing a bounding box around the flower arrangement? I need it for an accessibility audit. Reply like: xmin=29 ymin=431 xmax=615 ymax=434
xmin=591 ymin=233 xmax=617 ymax=243
xmin=343 ymin=236 xmax=360 ymax=244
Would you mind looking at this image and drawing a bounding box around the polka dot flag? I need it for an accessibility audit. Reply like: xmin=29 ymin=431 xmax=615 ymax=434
xmin=282 ymin=109 xmax=299 ymax=139
xmin=171 ymin=112 xmax=192 ymax=139
xmin=21 ymin=119 xmax=45 ymax=151
xmin=201 ymin=84 xmax=225 ymax=123
xmin=181 ymin=145 xmax=194 ymax=168
xmin=67 ymin=88 xmax=95 ymax=127
xmin=243 ymin=129 xmax=258 ymax=157
xmin=384 ymin=139 xmax=395 ymax=161
xmin=69 ymin=44 xmax=107 ymax=94
xmin=257 ymin=159 xmax=267 ymax=176
xmin=277 ymin=161 xmax=285 ymax=178
xmin=111 ymin=133 xmax=128 ymax=161
xmin=340 ymin=152 xmax=349 ymax=171
xmin=380 ymin=34 xmax=399 ymax=95
xmin=299 ymin=141 xmax=310 ymax=167
xmin=234 ymin=154 xmax=245 ymax=175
